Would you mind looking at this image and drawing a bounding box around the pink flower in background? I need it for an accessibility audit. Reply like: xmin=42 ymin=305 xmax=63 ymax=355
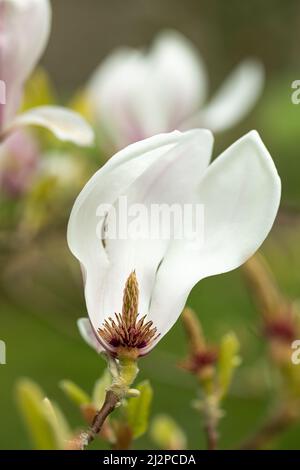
xmin=87 ymin=31 xmax=264 ymax=150
xmin=0 ymin=130 xmax=39 ymax=198
xmin=0 ymin=0 xmax=51 ymax=130
xmin=0 ymin=0 xmax=93 ymax=146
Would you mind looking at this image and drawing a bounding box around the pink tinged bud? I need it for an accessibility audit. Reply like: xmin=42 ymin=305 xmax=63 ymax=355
xmin=0 ymin=0 xmax=51 ymax=130
xmin=0 ymin=129 xmax=39 ymax=197
xmin=0 ymin=2 xmax=93 ymax=145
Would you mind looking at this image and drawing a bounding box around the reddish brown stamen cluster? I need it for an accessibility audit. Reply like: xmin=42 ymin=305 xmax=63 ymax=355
xmin=98 ymin=271 xmax=159 ymax=354
xmin=264 ymin=317 xmax=296 ymax=343
xmin=180 ymin=349 xmax=218 ymax=374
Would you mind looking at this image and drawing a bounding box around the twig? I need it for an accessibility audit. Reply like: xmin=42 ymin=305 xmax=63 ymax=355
xmin=204 ymin=418 xmax=218 ymax=450
xmin=201 ymin=395 xmax=222 ymax=451
xmin=81 ymin=391 xmax=119 ymax=448
xmin=238 ymin=407 xmax=295 ymax=450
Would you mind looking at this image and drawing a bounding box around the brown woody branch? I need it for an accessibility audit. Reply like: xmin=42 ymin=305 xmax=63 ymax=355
xmin=78 ymin=390 xmax=119 ymax=449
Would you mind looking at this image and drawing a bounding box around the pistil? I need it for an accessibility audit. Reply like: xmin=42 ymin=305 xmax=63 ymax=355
xmin=98 ymin=271 xmax=159 ymax=357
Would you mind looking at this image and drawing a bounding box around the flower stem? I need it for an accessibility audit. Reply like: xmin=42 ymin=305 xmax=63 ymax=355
xmin=204 ymin=419 xmax=218 ymax=450
xmin=201 ymin=394 xmax=221 ymax=451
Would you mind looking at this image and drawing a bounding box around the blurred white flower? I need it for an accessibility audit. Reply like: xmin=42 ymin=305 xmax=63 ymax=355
xmin=0 ymin=0 xmax=93 ymax=146
xmin=87 ymin=31 xmax=264 ymax=149
xmin=68 ymin=129 xmax=280 ymax=358
xmin=39 ymin=151 xmax=87 ymax=188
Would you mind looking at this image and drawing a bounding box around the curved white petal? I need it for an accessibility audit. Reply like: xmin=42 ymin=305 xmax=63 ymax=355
xmin=146 ymin=131 xmax=281 ymax=350
xmin=88 ymin=31 xmax=207 ymax=148
xmin=68 ymin=131 xmax=186 ymax=342
xmin=77 ymin=318 xmax=105 ymax=354
xmin=149 ymin=30 xmax=208 ymax=124
xmin=7 ymin=106 xmax=94 ymax=146
xmin=183 ymin=60 xmax=265 ymax=132
xmin=96 ymin=129 xmax=213 ymax=333
xmin=88 ymin=48 xmax=154 ymax=148
xmin=0 ymin=0 xmax=51 ymax=127
xmin=68 ymin=130 xmax=184 ymax=259
xmin=67 ymin=130 xmax=213 ymax=350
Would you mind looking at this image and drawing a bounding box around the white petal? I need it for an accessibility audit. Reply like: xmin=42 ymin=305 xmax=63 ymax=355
xmin=67 ymin=130 xmax=213 ymax=348
xmin=146 ymin=131 xmax=281 ymax=350
xmin=183 ymin=60 xmax=265 ymax=132
xmin=149 ymin=30 xmax=208 ymax=124
xmin=0 ymin=0 xmax=51 ymax=127
xmin=77 ymin=318 xmax=105 ymax=354
xmin=88 ymin=31 xmax=207 ymax=148
xmin=88 ymin=48 xmax=163 ymax=148
xmin=68 ymin=131 xmax=185 ymax=341
xmin=6 ymin=106 xmax=94 ymax=146
xmin=96 ymin=129 xmax=213 ymax=333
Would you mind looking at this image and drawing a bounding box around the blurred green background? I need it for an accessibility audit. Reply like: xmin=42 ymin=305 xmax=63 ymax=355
xmin=1 ymin=0 xmax=300 ymax=449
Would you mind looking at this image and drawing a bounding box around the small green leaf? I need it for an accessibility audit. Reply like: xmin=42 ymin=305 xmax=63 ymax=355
xmin=150 ymin=414 xmax=187 ymax=450
xmin=92 ymin=369 xmax=111 ymax=409
xmin=43 ymin=398 xmax=72 ymax=448
xmin=126 ymin=380 xmax=153 ymax=439
xmin=218 ymin=332 xmax=241 ymax=398
xmin=60 ymin=380 xmax=90 ymax=407
xmin=16 ymin=379 xmax=69 ymax=450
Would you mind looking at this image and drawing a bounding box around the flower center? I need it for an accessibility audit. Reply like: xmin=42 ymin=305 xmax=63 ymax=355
xmin=98 ymin=271 xmax=159 ymax=355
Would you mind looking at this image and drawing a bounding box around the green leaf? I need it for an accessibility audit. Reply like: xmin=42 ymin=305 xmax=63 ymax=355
xmin=16 ymin=379 xmax=70 ymax=450
xmin=126 ymin=380 xmax=153 ymax=439
xmin=60 ymin=380 xmax=90 ymax=407
xmin=92 ymin=369 xmax=111 ymax=409
xmin=43 ymin=398 xmax=72 ymax=448
xmin=218 ymin=332 xmax=241 ymax=398
xmin=150 ymin=414 xmax=187 ymax=450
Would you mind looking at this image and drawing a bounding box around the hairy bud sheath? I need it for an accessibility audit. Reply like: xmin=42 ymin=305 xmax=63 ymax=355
xmin=98 ymin=271 xmax=159 ymax=357
xmin=180 ymin=308 xmax=217 ymax=376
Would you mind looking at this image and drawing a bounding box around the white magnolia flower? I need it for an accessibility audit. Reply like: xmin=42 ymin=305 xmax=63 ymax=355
xmin=68 ymin=129 xmax=281 ymax=358
xmin=88 ymin=31 xmax=264 ymax=150
xmin=0 ymin=0 xmax=93 ymax=146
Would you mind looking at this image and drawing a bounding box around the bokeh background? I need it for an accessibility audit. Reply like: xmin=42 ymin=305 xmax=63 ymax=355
xmin=1 ymin=0 xmax=300 ymax=449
